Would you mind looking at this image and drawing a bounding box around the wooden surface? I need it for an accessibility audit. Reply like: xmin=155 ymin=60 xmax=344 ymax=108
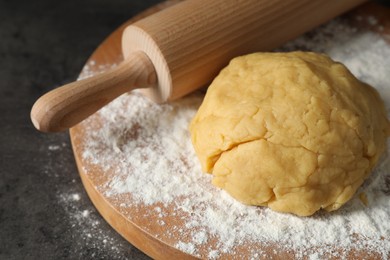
xmin=70 ymin=1 xmax=390 ymax=259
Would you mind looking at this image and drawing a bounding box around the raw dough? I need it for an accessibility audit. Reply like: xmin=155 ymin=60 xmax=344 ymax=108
xmin=189 ymin=52 xmax=390 ymax=216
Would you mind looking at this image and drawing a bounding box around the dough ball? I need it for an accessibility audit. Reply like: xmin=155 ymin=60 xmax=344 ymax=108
xmin=189 ymin=52 xmax=389 ymax=216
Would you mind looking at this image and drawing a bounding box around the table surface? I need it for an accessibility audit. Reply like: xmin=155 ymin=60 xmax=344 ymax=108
xmin=0 ymin=0 xmax=162 ymax=259
xmin=1 ymin=1 xmax=390 ymax=260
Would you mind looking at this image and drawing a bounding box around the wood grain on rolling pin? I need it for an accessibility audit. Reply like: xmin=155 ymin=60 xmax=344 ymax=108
xmin=122 ymin=0 xmax=366 ymax=102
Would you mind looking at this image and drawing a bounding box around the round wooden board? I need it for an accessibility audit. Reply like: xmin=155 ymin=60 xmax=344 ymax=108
xmin=70 ymin=2 xmax=390 ymax=259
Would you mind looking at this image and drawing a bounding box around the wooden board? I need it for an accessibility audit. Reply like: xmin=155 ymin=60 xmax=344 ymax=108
xmin=70 ymin=1 xmax=390 ymax=259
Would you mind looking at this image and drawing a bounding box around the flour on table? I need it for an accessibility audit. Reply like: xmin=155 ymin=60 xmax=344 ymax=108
xmin=80 ymin=16 xmax=390 ymax=259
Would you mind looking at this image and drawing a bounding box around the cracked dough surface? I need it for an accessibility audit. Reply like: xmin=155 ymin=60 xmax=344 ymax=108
xmin=190 ymin=52 xmax=390 ymax=216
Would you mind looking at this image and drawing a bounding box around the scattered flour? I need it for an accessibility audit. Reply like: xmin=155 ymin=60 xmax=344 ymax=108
xmin=176 ymin=241 xmax=197 ymax=255
xmin=48 ymin=144 xmax=61 ymax=151
xmin=79 ymin=16 xmax=390 ymax=259
xmin=72 ymin=193 xmax=81 ymax=201
xmin=57 ymin=191 xmax=138 ymax=259
xmin=82 ymin=209 xmax=90 ymax=217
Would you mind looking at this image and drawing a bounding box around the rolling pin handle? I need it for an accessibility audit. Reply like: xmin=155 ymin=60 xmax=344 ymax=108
xmin=30 ymin=51 xmax=156 ymax=132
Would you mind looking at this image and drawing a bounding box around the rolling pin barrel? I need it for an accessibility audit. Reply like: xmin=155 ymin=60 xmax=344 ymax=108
xmin=123 ymin=0 xmax=365 ymax=103
xmin=31 ymin=0 xmax=365 ymax=132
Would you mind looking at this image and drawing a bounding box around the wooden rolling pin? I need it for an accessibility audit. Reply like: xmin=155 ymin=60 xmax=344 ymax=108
xmin=31 ymin=0 xmax=365 ymax=132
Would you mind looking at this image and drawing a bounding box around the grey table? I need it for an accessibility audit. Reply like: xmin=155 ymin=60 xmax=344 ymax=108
xmin=0 ymin=0 xmax=163 ymax=259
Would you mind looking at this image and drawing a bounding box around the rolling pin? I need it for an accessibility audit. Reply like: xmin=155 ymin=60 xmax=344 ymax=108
xmin=31 ymin=0 xmax=365 ymax=132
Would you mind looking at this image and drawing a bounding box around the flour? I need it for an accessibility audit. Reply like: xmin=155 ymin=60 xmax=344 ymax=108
xmin=80 ymin=16 xmax=390 ymax=259
xmin=57 ymin=191 xmax=137 ymax=259
xmin=48 ymin=144 xmax=61 ymax=151
xmin=71 ymin=193 xmax=81 ymax=201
